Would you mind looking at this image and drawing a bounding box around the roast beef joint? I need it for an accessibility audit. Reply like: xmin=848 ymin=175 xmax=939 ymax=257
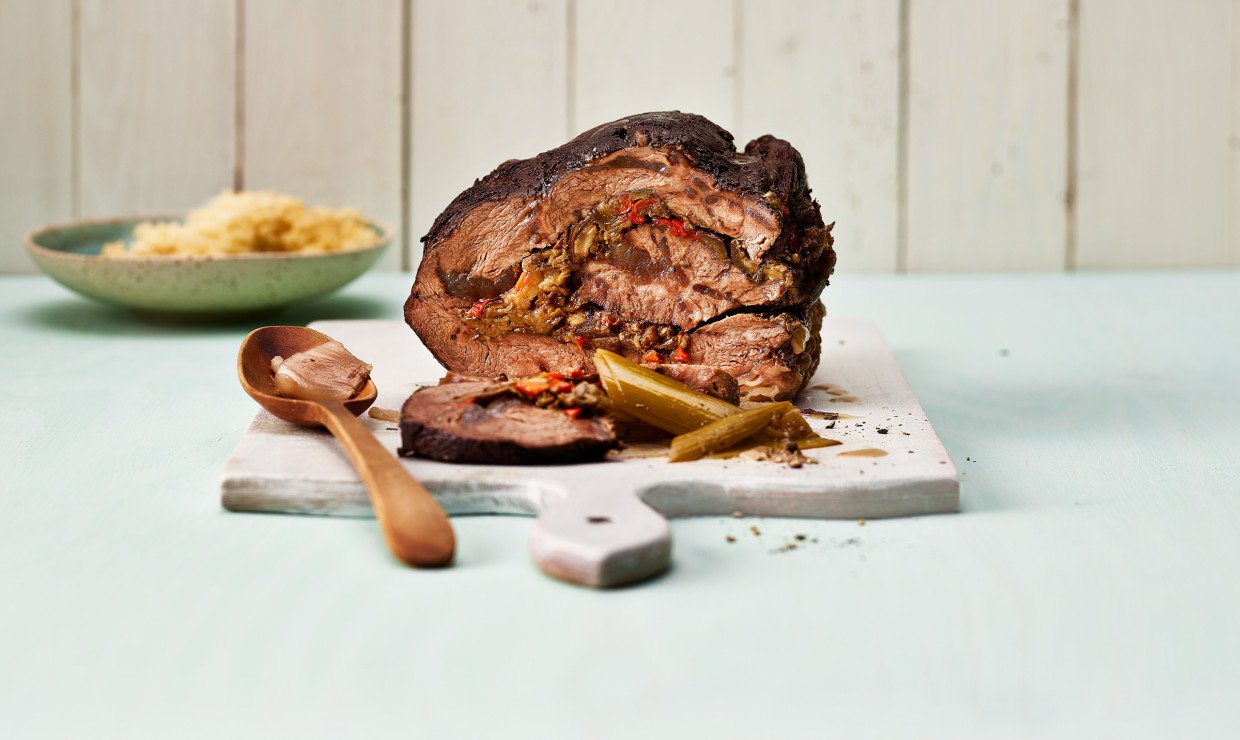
xmin=406 ymin=111 xmax=837 ymax=403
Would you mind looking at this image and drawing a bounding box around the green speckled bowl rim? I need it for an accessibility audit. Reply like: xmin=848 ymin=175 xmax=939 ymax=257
xmin=23 ymin=213 xmax=394 ymax=265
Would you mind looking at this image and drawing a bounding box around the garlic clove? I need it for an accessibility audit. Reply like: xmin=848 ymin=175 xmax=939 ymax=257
xmin=272 ymin=340 xmax=372 ymax=402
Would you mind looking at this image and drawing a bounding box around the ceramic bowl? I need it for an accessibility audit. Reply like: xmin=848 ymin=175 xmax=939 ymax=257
xmin=24 ymin=214 xmax=391 ymax=315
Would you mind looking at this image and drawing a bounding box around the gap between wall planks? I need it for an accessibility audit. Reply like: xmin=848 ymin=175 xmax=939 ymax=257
xmin=4 ymin=0 xmax=1240 ymax=275
xmin=0 ymin=0 xmax=73 ymax=273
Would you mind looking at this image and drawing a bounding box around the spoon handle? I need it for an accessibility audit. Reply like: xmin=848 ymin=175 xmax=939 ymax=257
xmin=315 ymin=402 xmax=455 ymax=567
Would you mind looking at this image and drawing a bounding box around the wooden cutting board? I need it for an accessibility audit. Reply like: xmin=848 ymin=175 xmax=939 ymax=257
xmin=221 ymin=318 xmax=958 ymax=586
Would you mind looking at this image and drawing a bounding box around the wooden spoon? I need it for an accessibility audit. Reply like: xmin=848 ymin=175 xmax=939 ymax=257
xmin=236 ymin=325 xmax=455 ymax=567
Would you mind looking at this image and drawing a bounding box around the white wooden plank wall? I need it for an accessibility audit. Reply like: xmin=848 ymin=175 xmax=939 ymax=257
xmin=244 ymin=0 xmax=404 ymax=271
xmin=574 ymin=0 xmax=737 ymax=134
xmin=2 ymin=0 xmax=1239 ymax=275
xmin=0 ymin=0 xmax=72 ymax=273
xmin=906 ymin=0 xmax=1070 ymax=272
xmin=410 ymin=0 xmax=567 ymax=265
xmin=79 ymin=0 xmax=236 ymax=218
xmin=739 ymin=0 xmax=901 ymax=273
xmin=1077 ymin=0 xmax=1232 ymax=268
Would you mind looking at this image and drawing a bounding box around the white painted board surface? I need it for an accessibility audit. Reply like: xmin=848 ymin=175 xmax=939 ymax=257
xmin=221 ymin=318 xmax=959 ymax=581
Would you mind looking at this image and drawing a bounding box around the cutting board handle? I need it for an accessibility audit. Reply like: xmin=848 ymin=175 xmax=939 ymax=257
xmin=530 ymin=487 xmax=671 ymax=588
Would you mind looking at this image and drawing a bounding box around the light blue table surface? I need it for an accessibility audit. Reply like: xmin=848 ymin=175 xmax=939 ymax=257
xmin=3 ymin=271 xmax=1238 ymax=739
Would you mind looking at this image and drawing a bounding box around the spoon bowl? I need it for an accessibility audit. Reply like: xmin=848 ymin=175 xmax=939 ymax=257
xmin=237 ymin=325 xmax=455 ymax=567
xmin=238 ymin=325 xmax=376 ymax=427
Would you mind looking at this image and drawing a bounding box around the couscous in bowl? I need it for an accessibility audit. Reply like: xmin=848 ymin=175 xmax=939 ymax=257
xmin=24 ymin=193 xmax=391 ymax=315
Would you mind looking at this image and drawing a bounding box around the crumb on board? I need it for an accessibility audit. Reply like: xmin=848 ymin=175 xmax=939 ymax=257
xmin=738 ymin=440 xmax=816 ymax=468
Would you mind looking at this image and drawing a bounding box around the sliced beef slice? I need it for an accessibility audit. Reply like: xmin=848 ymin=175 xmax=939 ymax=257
xmin=684 ymin=302 xmax=825 ymax=402
xmin=398 ymin=381 xmax=618 ymax=465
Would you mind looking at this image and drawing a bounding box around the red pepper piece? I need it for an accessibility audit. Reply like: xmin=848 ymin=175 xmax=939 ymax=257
xmin=544 ymin=371 xmax=566 ymax=381
xmin=573 ymin=335 xmax=590 ymax=348
xmin=653 ymin=216 xmax=696 ymax=239
xmin=570 ymin=368 xmax=587 ymax=381
xmin=552 ymin=380 xmax=574 ymax=394
xmin=641 ymin=350 xmax=660 ymax=364
xmin=671 ymin=346 xmax=690 ymax=363
xmin=513 ymin=377 xmax=550 ymax=397
xmin=563 ymin=407 xmax=582 ymax=420
xmin=466 ymin=298 xmax=497 ymax=318
xmin=626 ymin=198 xmax=658 ymax=224
xmin=616 ymin=193 xmax=658 ymax=224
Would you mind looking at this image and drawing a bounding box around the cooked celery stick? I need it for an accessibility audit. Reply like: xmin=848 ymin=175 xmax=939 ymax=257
xmin=594 ymin=349 xmax=738 ymax=434
xmin=668 ymin=401 xmax=795 ymax=462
